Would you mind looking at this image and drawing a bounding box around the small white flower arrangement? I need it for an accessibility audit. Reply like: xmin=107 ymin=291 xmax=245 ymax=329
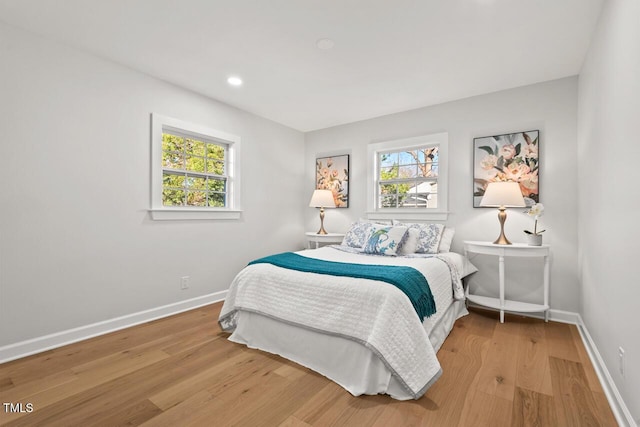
xmin=524 ymin=203 xmax=545 ymax=235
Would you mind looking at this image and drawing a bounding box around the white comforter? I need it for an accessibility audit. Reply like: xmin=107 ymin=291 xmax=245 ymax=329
xmin=219 ymin=246 xmax=465 ymax=399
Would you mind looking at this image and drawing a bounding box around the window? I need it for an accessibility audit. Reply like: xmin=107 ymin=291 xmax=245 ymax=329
xmin=150 ymin=114 xmax=241 ymax=220
xmin=367 ymin=133 xmax=448 ymax=221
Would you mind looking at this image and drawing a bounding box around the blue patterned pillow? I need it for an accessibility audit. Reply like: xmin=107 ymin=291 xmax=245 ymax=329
xmin=342 ymin=221 xmax=375 ymax=248
xmin=363 ymin=226 xmax=408 ymax=256
xmin=395 ymin=222 xmax=445 ymax=254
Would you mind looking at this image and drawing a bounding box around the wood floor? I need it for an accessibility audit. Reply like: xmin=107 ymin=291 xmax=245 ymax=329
xmin=0 ymin=303 xmax=617 ymax=426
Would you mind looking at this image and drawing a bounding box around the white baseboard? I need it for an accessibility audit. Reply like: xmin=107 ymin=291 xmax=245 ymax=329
xmin=546 ymin=308 xmax=581 ymax=324
xmin=576 ymin=315 xmax=637 ymax=427
xmin=466 ymin=303 xmax=580 ymax=324
xmin=0 ymin=290 xmax=227 ymax=364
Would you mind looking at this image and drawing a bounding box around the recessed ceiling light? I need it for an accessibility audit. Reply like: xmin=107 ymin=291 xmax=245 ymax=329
xmin=227 ymin=76 xmax=243 ymax=86
xmin=316 ymin=38 xmax=335 ymax=50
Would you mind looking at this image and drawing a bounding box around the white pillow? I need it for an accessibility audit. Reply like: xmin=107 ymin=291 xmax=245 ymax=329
xmin=438 ymin=227 xmax=455 ymax=253
xmin=398 ymin=228 xmax=420 ymax=255
xmin=394 ymin=222 xmax=445 ymax=254
xmin=362 ymin=226 xmax=408 ymax=256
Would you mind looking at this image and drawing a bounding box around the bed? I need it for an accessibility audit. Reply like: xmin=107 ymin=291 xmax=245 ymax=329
xmin=218 ymin=222 xmax=476 ymax=400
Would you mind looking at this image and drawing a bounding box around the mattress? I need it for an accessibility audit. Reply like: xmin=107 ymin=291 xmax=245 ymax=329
xmin=219 ymin=246 xmax=471 ymax=399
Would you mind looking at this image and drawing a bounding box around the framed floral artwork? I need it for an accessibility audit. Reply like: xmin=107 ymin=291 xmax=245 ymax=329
xmin=316 ymin=154 xmax=349 ymax=208
xmin=473 ymin=130 xmax=539 ymax=207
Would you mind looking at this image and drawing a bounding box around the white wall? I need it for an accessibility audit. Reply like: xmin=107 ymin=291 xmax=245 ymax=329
xmin=0 ymin=23 xmax=306 ymax=347
xmin=305 ymin=77 xmax=580 ymax=313
xmin=578 ymin=0 xmax=640 ymax=421
xmin=2 ymin=8 xmax=637 ymax=421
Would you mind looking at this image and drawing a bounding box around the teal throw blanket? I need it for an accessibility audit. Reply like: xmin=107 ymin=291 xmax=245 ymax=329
xmin=249 ymin=252 xmax=436 ymax=320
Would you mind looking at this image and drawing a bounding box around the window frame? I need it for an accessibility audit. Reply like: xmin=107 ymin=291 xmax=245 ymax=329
xmin=367 ymin=132 xmax=449 ymax=221
xmin=150 ymin=114 xmax=242 ymax=220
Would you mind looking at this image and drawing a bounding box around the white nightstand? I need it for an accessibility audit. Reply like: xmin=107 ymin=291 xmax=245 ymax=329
xmin=305 ymin=232 xmax=345 ymax=249
xmin=464 ymin=240 xmax=550 ymax=323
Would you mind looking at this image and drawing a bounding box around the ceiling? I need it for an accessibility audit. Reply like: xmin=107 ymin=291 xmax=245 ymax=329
xmin=0 ymin=0 xmax=603 ymax=132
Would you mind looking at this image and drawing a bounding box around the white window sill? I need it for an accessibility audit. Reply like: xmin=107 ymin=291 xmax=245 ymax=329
xmin=366 ymin=211 xmax=449 ymax=222
xmin=149 ymin=208 xmax=242 ymax=221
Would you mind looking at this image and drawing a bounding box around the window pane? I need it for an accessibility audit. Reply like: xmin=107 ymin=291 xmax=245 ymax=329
xmin=163 ymin=189 xmax=185 ymax=206
xmin=162 ymin=133 xmax=184 ymax=152
xmin=163 ymin=173 xmax=185 ymax=188
xmin=398 ymin=151 xmax=417 ymax=166
xmin=402 ymin=181 xmax=437 ymax=208
xmin=399 ymin=164 xmax=418 ymax=178
xmin=380 ymin=166 xmax=398 ymax=180
xmin=206 ymin=159 xmax=224 ymax=175
xmin=185 ymin=138 xmax=206 ymax=156
xmin=398 ymin=182 xmax=411 ymax=201
xmin=380 ymin=183 xmax=397 ymax=195
xmin=402 ymin=184 xmax=422 ymax=207
xmin=379 ymin=152 xmax=398 ymax=168
xmin=208 ymin=193 xmax=225 ymax=207
xmin=186 ymin=190 xmax=207 ymax=206
xmin=417 ymin=150 xmax=426 ymax=163
xmin=397 ymin=191 xmax=409 ymax=206
xmin=186 ymin=176 xmax=206 ymax=189
xmin=380 ymin=194 xmax=397 ymax=208
xmin=162 ymin=152 xmax=184 ymax=169
xmin=418 ymin=147 xmax=438 ymax=162
xmin=207 ymin=144 xmax=225 ymax=160
xmin=418 ymin=161 xmax=438 ymax=177
xmin=186 ymin=155 xmax=205 ymax=173
xmin=206 ymin=178 xmax=225 ymax=192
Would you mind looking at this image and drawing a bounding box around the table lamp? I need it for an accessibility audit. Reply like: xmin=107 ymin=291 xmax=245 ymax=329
xmin=309 ymin=189 xmax=336 ymax=234
xmin=480 ymin=181 xmax=526 ymax=245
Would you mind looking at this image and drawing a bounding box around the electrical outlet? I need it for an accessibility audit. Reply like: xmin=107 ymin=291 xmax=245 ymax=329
xmin=618 ymin=346 xmax=625 ymax=378
xmin=181 ymin=276 xmax=190 ymax=290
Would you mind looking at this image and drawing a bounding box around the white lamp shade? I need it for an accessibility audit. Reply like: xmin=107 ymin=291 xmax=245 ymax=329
xmin=309 ymin=189 xmax=336 ymax=208
xmin=480 ymin=182 xmax=526 ymax=207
